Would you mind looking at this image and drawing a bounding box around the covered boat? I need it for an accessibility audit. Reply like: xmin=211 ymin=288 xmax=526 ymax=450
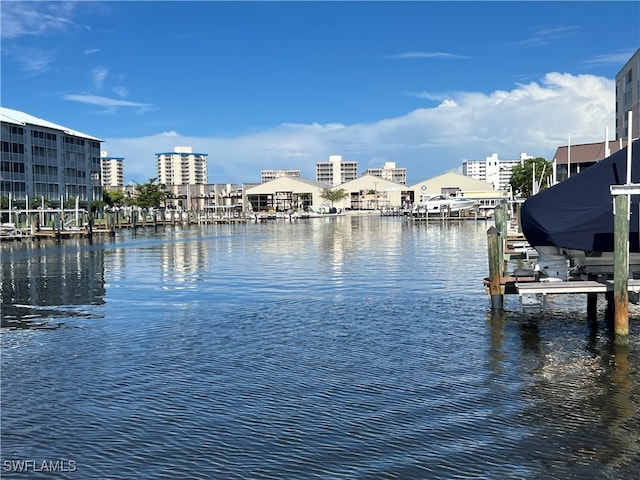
xmin=521 ymin=139 xmax=640 ymax=253
xmin=520 ymin=139 xmax=640 ymax=280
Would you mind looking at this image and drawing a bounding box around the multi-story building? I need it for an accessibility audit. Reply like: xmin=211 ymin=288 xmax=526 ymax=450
xmin=100 ymin=151 xmax=124 ymax=190
xmin=261 ymin=169 xmax=300 ymax=183
xmin=316 ymin=154 xmax=357 ymax=186
xmin=462 ymin=153 xmax=532 ymax=191
xmin=156 ymin=146 xmax=207 ymax=186
xmin=616 ymin=48 xmax=640 ymax=141
xmin=363 ymin=161 xmax=407 ymax=185
xmin=0 ymin=107 xmax=102 ymax=207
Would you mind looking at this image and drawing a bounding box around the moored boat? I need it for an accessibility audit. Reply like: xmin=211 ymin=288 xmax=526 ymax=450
xmin=412 ymin=194 xmax=477 ymax=215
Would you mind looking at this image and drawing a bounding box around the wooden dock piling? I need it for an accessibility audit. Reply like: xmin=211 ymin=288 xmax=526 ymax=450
xmin=613 ymin=193 xmax=630 ymax=341
xmin=487 ymin=226 xmax=503 ymax=310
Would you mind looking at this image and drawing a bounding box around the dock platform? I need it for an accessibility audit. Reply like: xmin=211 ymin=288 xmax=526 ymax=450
xmin=484 ymin=277 xmax=640 ymax=312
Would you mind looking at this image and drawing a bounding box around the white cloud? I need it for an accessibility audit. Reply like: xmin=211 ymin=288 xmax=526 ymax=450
xmin=515 ymin=25 xmax=579 ymax=48
xmin=84 ymin=48 xmax=100 ymax=55
xmin=91 ymin=67 xmax=109 ymax=90
xmin=103 ymin=72 xmax=615 ymax=185
xmin=583 ymin=50 xmax=639 ymax=67
xmin=385 ymin=52 xmax=471 ymax=60
xmin=111 ymin=86 xmax=129 ymax=98
xmin=0 ymin=2 xmax=78 ymax=39
xmin=10 ymin=47 xmax=55 ymax=76
xmin=64 ymin=94 xmax=151 ymax=108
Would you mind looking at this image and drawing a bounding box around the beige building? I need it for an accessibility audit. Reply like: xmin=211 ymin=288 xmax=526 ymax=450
xmin=316 ymin=155 xmax=358 ymax=186
xmin=244 ymin=174 xmax=408 ymax=212
xmin=156 ymin=146 xmax=207 ymax=186
xmin=261 ymin=169 xmax=300 ymax=183
xmin=616 ymin=48 xmax=640 ymax=141
xmin=245 ymin=176 xmax=327 ymax=213
xmin=336 ymin=175 xmax=407 ymax=210
xmin=164 ymin=183 xmax=244 ymax=212
xmin=410 ymin=172 xmax=502 ymax=213
xmin=362 ymin=161 xmax=407 ymax=185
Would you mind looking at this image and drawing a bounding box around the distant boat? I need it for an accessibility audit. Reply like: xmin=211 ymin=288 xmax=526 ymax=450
xmin=521 ymin=139 xmax=640 ymax=281
xmin=413 ymin=194 xmax=477 ymax=214
xmin=305 ymin=205 xmax=345 ymax=218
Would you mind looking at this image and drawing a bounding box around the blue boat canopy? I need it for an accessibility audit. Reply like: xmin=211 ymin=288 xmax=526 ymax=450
xmin=521 ymin=139 xmax=640 ymax=253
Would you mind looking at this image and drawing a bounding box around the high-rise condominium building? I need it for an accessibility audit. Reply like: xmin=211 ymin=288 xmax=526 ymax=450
xmin=261 ymin=169 xmax=300 ymax=183
xmin=316 ymin=155 xmax=357 ymax=186
xmin=156 ymin=146 xmax=208 ymax=185
xmin=363 ymin=162 xmax=406 ymax=184
xmin=0 ymin=107 xmax=102 ymax=206
xmin=616 ymin=48 xmax=640 ymax=141
xmin=462 ymin=153 xmax=532 ymax=191
xmin=100 ymin=151 xmax=124 ymax=189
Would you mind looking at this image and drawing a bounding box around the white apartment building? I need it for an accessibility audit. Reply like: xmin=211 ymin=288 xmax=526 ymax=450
xmin=261 ymin=169 xmax=300 ymax=183
xmin=462 ymin=153 xmax=532 ymax=191
xmin=363 ymin=161 xmax=407 ymax=185
xmin=156 ymin=146 xmax=208 ymax=186
xmin=100 ymin=151 xmax=124 ymax=189
xmin=0 ymin=107 xmax=102 ymax=207
xmin=616 ymin=48 xmax=640 ymax=141
xmin=316 ymin=155 xmax=357 ymax=186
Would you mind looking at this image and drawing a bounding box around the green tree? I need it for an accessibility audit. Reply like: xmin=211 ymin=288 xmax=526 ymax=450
xmin=320 ymin=187 xmax=349 ymax=206
xmin=103 ymin=189 xmax=128 ymax=207
xmin=131 ymin=178 xmax=168 ymax=209
xmin=0 ymin=195 xmax=10 ymax=209
xmin=509 ymin=157 xmax=553 ymax=198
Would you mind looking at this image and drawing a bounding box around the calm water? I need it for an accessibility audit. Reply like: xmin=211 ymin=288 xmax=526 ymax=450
xmin=1 ymin=216 xmax=639 ymax=479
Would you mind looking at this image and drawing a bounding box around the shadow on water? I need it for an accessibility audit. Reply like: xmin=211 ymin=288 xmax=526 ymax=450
xmin=486 ymin=306 xmax=640 ymax=477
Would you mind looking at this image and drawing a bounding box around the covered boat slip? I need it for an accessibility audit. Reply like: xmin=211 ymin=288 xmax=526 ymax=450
xmin=521 ymin=139 xmax=640 ymax=254
xmin=511 ymin=138 xmax=640 ymax=323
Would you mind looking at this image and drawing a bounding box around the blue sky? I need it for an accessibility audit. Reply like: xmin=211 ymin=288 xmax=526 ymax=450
xmin=2 ymin=1 xmax=639 ymax=185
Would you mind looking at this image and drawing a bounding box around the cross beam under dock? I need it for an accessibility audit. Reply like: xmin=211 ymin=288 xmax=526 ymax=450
xmin=516 ymin=279 xmax=640 ymax=295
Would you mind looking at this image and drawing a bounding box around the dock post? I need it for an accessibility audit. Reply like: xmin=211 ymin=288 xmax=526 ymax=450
xmin=587 ymin=293 xmax=598 ymax=321
xmin=613 ymin=193 xmax=629 ymax=342
xmin=494 ymin=204 xmax=507 ymax=276
xmin=487 ymin=226 xmax=503 ymax=311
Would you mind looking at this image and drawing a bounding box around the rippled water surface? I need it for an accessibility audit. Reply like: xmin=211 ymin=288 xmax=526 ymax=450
xmin=2 ymin=217 xmax=640 ymax=479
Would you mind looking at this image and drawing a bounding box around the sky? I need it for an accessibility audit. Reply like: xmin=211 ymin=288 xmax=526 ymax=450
xmin=1 ymin=1 xmax=639 ymax=186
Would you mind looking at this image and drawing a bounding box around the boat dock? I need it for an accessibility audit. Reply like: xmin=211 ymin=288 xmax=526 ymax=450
xmin=484 ymin=274 xmax=640 ymax=309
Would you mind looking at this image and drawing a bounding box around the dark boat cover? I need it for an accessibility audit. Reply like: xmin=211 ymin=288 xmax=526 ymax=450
xmin=521 ymin=139 xmax=640 ymax=253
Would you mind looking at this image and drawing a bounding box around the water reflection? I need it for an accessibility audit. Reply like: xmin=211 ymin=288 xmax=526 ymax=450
xmin=1 ymin=238 xmax=106 ymax=329
xmin=487 ymin=306 xmax=640 ymax=476
xmin=2 ymin=219 xmax=640 ymax=478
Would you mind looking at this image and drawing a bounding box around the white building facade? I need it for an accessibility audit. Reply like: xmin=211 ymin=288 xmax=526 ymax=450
xmin=363 ymin=161 xmax=407 ymax=185
xmin=462 ymin=152 xmax=532 ymax=191
xmin=316 ymin=155 xmax=358 ymax=186
xmin=100 ymin=151 xmax=124 ymax=189
xmin=0 ymin=107 xmax=102 ymax=207
xmin=156 ymin=146 xmax=208 ymax=186
xmin=261 ymin=169 xmax=300 ymax=183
